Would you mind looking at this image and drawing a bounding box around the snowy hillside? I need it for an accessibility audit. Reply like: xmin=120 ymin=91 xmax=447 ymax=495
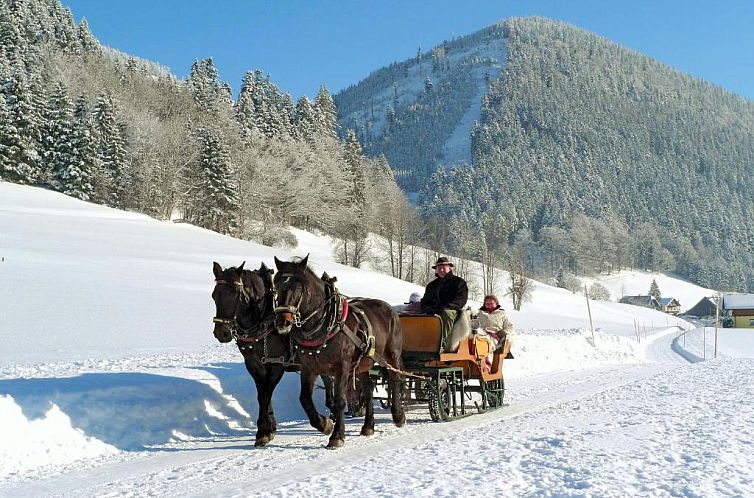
xmin=335 ymin=24 xmax=507 ymax=182
xmin=2 ymin=182 xmax=753 ymax=497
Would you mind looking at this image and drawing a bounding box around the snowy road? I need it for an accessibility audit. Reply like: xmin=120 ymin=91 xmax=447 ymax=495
xmin=3 ymin=359 xmax=679 ymax=497
xmin=4 ymin=330 xmax=752 ymax=497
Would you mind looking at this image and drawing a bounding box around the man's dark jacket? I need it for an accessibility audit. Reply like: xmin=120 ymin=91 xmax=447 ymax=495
xmin=420 ymin=272 xmax=468 ymax=314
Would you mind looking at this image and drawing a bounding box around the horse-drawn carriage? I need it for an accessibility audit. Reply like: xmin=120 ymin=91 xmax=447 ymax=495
xmin=371 ymin=313 xmax=509 ymax=421
xmin=211 ymin=257 xmax=510 ymax=449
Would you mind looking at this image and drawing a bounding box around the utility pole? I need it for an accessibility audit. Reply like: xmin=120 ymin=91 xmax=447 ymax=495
xmin=715 ymin=293 xmax=721 ymax=359
xmin=584 ymin=285 xmax=595 ymax=344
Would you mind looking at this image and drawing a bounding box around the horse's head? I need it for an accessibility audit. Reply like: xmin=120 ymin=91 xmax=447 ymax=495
xmin=211 ymin=261 xmax=272 ymax=343
xmin=272 ymin=254 xmax=312 ymax=335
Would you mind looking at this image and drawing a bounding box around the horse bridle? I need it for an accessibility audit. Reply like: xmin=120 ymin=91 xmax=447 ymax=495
xmin=273 ymin=273 xmax=341 ymax=339
xmin=213 ymin=274 xmax=271 ymax=339
xmin=273 ymin=273 xmax=309 ymax=328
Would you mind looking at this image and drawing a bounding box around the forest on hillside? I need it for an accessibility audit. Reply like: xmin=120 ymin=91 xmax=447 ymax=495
xmin=4 ymin=2 xmax=753 ymax=296
xmin=458 ymin=17 xmax=754 ymax=292
xmin=340 ymin=17 xmax=754 ymax=292
xmin=0 ymin=0 xmax=411 ymax=271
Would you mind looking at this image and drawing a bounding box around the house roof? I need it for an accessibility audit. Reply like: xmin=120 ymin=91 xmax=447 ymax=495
xmin=723 ymin=293 xmax=754 ymax=310
xmin=658 ymin=297 xmax=680 ymax=306
xmin=683 ymin=297 xmax=719 ymax=317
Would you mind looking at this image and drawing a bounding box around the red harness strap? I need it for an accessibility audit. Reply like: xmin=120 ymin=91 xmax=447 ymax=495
xmin=298 ymin=297 xmax=349 ymax=348
xmin=341 ymin=298 xmax=349 ymax=322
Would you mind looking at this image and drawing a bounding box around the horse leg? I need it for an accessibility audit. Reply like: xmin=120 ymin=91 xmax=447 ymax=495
xmin=327 ymin=368 xmax=350 ymax=449
xmin=254 ymin=365 xmax=285 ymax=447
xmin=299 ymin=369 xmax=333 ymax=436
xmin=388 ymin=369 xmax=406 ymax=427
xmin=359 ymin=371 xmax=375 ymax=436
xmin=245 ymin=359 xmax=272 ymax=447
xmin=322 ymin=375 xmax=335 ymax=416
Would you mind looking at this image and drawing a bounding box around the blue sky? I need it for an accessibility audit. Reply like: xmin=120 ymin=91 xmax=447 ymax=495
xmin=63 ymin=0 xmax=754 ymax=100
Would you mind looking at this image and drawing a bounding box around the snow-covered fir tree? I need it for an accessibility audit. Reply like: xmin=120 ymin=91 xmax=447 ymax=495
xmin=40 ymin=81 xmax=76 ymax=192
xmin=62 ymin=94 xmax=97 ymax=200
xmin=76 ymin=18 xmax=98 ymax=53
xmin=344 ymin=129 xmax=365 ymax=210
xmin=648 ymin=279 xmax=661 ymax=301
xmin=92 ymin=93 xmax=130 ymax=207
xmin=313 ymin=85 xmax=337 ymax=140
xmin=295 ymin=95 xmax=318 ymax=144
xmin=556 ymin=266 xmax=566 ymax=289
xmin=194 ymin=129 xmax=239 ymax=234
xmin=0 ymin=67 xmax=42 ymax=184
xmin=235 ymin=70 xmax=259 ymax=138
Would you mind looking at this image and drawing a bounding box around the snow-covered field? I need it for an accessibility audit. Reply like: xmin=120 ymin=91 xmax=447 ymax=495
xmin=1 ymin=182 xmax=753 ymax=497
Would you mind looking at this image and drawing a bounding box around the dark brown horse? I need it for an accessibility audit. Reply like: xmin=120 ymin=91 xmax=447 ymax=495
xmin=273 ymin=255 xmax=406 ymax=448
xmin=212 ymin=261 xmax=297 ymax=447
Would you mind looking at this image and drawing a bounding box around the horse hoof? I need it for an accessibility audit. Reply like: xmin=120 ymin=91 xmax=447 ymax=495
xmin=254 ymin=434 xmax=273 ymax=447
xmin=322 ymin=418 xmax=334 ymax=435
xmin=326 ymin=438 xmax=344 ymax=449
xmin=360 ymin=426 xmax=375 ymax=437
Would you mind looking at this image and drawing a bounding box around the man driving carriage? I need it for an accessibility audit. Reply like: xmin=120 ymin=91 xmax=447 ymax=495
xmin=420 ymin=256 xmax=468 ymax=349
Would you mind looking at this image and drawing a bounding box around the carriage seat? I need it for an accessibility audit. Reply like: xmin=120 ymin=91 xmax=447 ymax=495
xmin=399 ymin=309 xmax=472 ymax=354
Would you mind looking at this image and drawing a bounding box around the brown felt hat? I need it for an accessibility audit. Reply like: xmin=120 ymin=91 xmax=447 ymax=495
xmin=432 ymin=256 xmax=454 ymax=269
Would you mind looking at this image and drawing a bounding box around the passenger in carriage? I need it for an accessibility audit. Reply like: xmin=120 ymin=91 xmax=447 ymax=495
xmin=420 ymin=256 xmax=469 ymax=349
xmin=404 ymin=291 xmax=423 ymax=313
xmin=472 ymin=294 xmax=514 ymax=354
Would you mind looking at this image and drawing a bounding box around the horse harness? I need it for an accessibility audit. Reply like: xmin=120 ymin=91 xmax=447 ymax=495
xmin=275 ymin=273 xmax=377 ymax=382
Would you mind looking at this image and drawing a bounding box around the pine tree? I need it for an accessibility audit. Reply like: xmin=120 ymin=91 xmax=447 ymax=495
xmin=0 ymin=94 xmax=17 ymax=180
xmin=0 ymin=67 xmax=42 ymax=184
xmin=334 ymin=130 xmax=369 ymax=267
xmin=235 ymin=70 xmax=258 ymax=137
xmin=313 ymin=85 xmax=337 ymax=139
xmin=280 ymin=93 xmax=296 ymax=138
xmin=0 ymin=5 xmax=24 ymax=63
xmin=295 ymin=96 xmax=317 ymax=144
xmin=0 ymin=92 xmax=36 ymax=184
xmin=93 ymin=93 xmax=130 ymax=207
xmin=64 ymin=94 xmax=97 ymax=200
xmin=344 ymin=129 xmax=365 ymax=209
xmin=76 ymin=18 xmax=98 ymax=52
xmin=40 ymin=81 xmax=75 ymax=193
xmin=194 ymin=129 xmax=239 ymax=234
xmin=188 ymin=58 xmax=224 ymax=113
xmin=648 ymin=278 xmax=661 ymax=301
xmin=424 ymin=76 xmax=433 ymax=93
xmin=261 ymin=85 xmax=285 ymax=138
xmin=54 ymin=6 xmax=80 ymax=52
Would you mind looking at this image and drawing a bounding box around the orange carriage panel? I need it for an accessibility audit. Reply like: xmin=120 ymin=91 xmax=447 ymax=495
xmin=399 ymin=314 xmax=505 ymax=382
xmin=399 ymin=314 xmax=442 ymax=353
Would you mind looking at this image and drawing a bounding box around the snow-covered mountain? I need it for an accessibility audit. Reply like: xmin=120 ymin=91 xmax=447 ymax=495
xmin=335 ymin=23 xmax=507 ymax=187
xmin=1 ymin=182 xmax=753 ymax=497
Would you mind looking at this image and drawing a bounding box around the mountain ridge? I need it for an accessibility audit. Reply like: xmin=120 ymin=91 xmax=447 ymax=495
xmin=336 ymin=17 xmax=754 ymax=293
